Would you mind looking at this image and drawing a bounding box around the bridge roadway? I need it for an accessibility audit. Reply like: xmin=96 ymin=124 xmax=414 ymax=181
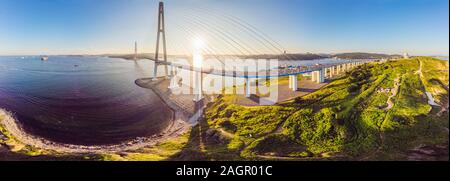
xmin=153 ymin=59 xmax=375 ymax=99
xmin=154 ymin=59 xmax=373 ymax=78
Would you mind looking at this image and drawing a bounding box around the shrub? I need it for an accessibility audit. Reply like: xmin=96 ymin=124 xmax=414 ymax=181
xmin=347 ymin=83 xmax=359 ymax=93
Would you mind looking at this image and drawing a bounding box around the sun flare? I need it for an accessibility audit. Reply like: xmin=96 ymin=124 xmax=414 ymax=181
xmin=193 ymin=37 xmax=205 ymax=68
xmin=193 ymin=37 xmax=206 ymax=51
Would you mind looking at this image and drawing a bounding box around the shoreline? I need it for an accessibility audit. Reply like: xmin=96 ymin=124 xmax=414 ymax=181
xmin=0 ymin=108 xmax=189 ymax=154
xmin=0 ymin=75 xmax=202 ymax=156
xmin=0 ymin=77 xmax=194 ymax=154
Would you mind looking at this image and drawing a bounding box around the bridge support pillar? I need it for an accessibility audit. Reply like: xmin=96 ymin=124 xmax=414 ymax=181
xmin=288 ymin=76 xmax=292 ymax=89
xmin=289 ymin=75 xmax=298 ymax=91
xmin=319 ymin=68 xmax=325 ymax=83
xmin=312 ymin=70 xmax=324 ymax=84
xmin=329 ymin=68 xmax=332 ymax=78
xmin=152 ymin=64 xmax=159 ymax=81
xmin=311 ymin=71 xmax=317 ymax=82
xmin=329 ymin=67 xmax=334 ymax=79
xmin=193 ymin=71 xmax=203 ymax=102
xmin=245 ymin=78 xmax=251 ymax=98
xmin=168 ymin=66 xmax=179 ymax=90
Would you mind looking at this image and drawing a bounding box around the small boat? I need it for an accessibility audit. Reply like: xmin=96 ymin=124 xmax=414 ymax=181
xmin=41 ymin=56 xmax=49 ymax=61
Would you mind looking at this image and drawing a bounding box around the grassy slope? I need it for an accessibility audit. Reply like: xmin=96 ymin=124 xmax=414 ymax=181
xmin=419 ymin=57 xmax=449 ymax=103
xmin=203 ymin=57 xmax=449 ymax=160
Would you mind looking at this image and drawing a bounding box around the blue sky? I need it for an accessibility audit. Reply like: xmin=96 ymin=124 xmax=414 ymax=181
xmin=0 ymin=0 xmax=448 ymax=56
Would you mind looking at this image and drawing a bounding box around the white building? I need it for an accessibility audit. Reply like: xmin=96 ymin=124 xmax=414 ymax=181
xmin=403 ymin=53 xmax=409 ymax=59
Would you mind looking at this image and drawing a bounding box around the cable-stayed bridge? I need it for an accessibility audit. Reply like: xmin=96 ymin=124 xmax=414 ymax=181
xmin=149 ymin=2 xmax=376 ymax=100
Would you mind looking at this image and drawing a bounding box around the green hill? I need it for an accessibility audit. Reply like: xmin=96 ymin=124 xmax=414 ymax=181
xmin=202 ymin=57 xmax=449 ymax=160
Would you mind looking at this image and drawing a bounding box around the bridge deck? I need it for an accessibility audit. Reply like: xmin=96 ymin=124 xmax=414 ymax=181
xmin=155 ymin=59 xmax=372 ymax=78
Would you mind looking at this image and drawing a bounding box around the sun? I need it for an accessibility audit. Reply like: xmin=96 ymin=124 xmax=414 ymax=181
xmin=192 ymin=37 xmax=205 ymax=51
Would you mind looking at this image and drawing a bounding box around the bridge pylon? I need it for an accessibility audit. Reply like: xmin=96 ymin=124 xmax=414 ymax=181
xmin=153 ymin=1 xmax=169 ymax=81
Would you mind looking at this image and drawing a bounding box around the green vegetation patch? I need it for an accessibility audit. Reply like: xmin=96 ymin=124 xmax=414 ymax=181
xmin=205 ymin=100 xmax=294 ymax=138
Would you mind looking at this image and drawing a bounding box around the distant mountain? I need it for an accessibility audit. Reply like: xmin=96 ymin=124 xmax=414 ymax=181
xmin=239 ymin=53 xmax=327 ymax=60
xmin=332 ymin=52 xmax=400 ymax=59
xmin=107 ymin=53 xmax=154 ymax=60
xmin=107 ymin=53 xmax=188 ymax=61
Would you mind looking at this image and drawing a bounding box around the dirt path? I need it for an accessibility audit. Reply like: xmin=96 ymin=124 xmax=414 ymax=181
xmin=360 ymin=74 xmax=404 ymax=160
xmin=417 ymin=59 xmax=440 ymax=107
xmin=436 ymin=83 xmax=449 ymax=117
xmin=384 ymin=76 xmax=401 ymax=110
